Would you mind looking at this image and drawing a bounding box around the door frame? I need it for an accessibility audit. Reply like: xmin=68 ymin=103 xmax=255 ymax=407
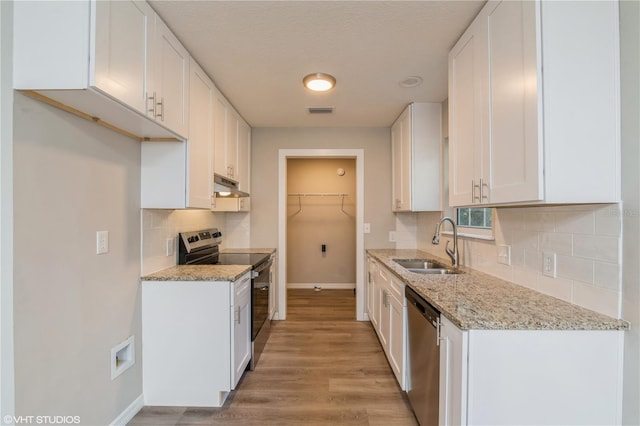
xmin=277 ymin=149 xmax=365 ymax=320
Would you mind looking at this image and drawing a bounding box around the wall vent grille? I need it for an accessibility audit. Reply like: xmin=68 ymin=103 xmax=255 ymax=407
xmin=308 ymin=107 xmax=334 ymax=114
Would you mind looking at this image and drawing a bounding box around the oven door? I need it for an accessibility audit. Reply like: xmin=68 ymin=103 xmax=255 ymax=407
xmin=252 ymin=258 xmax=272 ymax=340
xmin=251 ymin=257 xmax=272 ymax=370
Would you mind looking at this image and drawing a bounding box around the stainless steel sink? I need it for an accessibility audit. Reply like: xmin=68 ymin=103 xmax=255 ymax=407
xmin=393 ymin=259 xmax=462 ymax=275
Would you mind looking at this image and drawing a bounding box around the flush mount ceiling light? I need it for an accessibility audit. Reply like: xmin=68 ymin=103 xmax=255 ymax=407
xmin=303 ymin=73 xmax=336 ymax=92
xmin=399 ymin=76 xmax=423 ymax=88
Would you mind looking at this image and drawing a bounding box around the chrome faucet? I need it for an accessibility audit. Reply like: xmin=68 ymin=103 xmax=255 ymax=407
xmin=432 ymin=216 xmax=459 ymax=268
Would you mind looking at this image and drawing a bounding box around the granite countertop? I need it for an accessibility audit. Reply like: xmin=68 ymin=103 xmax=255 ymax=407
xmin=141 ymin=265 xmax=251 ymax=282
xmin=141 ymin=248 xmax=276 ymax=282
xmin=367 ymin=249 xmax=629 ymax=331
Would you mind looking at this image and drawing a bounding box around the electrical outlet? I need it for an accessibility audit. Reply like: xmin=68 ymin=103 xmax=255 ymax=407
xmin=96 ymin=231 xmax=109 ymax=255
xmin=389 ymin=231 xmax=397 ymax=242
xmin=363 ymin=223 xmax=371 ymax=234
xmin=497 ymin=244 xmax=511 ymax=265
xmin=543 ymin=251 xmax=557 ymax=278
xmin=165 ymin=238 xmax=175 ymax=257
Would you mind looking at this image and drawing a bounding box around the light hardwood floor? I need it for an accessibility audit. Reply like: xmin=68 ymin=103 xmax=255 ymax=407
xmin=129 ymin=289 xmax=417 ymax=425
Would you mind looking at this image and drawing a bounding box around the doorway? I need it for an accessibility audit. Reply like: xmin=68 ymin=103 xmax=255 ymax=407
xmin=277 ymin=149 xmax=365 ymax=321
xmin=286 ymin=158 xmax=356 ymax=316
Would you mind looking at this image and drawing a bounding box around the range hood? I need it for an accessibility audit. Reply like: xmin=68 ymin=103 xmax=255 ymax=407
xmin=214 ymin=174 xmax=249 ymax=198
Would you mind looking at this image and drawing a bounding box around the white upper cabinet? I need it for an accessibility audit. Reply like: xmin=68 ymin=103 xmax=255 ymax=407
xmin=148 ymin=16 xmax=190 ymax=137
xmin=13 ymin=0 xmax=188 ymax=141
xmin=141 ymin=58 xmax=213 ymax=209
xmin=391 ymin=103 xmax=443 ymax=212
xmin=237 ymin=120 xmax=251 ymax=192
xmin=93 ymin=0 xmax=152 ymax=115
xmin=448 ymin=9 xmax=489 ymax=207
xmin=213 ymin=89 xmax=251 ymax=193
xmin=485 ymin=0 xmax=541 ymax=204
xmin=449 ymin=0 xmax=620 ymax=207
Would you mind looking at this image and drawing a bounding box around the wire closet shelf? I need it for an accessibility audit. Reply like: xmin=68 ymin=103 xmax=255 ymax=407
xmin=287 ymin=193 xmax=350 ymax=214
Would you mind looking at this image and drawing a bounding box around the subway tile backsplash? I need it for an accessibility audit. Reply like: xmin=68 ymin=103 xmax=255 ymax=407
xmin=141 ymin=209 xmax=224 ymax=275
xmin=416 ymin=204 xmax=622 ymax=318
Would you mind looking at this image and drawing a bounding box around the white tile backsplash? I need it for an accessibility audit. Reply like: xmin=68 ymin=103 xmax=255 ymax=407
xmin=573 ymin=234 xmax=620 ymax=263
xmin=141 ymin=209 xmax=225 ymax=275
xmin=415 ymin=204 xmax=623 ymax=318
xmin=395 ymin=213 xmax=418 ymax=249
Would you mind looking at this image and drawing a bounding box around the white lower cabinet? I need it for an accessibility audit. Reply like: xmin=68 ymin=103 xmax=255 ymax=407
xmin=142 ymin=272 xmax=251 ymax=407
xmin=367 ymin=257 xmax=407 ymax=390
xmin=232 ymin=275 xmax=252 ymax=387
xmin=366 ymin=257 xmax=379 ymax=329
xmin=439 ymin=316 xmax=625 ymax=425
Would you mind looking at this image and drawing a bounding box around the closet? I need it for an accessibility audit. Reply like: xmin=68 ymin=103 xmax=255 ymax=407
xmin=286 ymin=159 xmax=356 ymax=293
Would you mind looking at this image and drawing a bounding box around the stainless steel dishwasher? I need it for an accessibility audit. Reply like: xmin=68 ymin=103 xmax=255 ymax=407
xmin=405 ymin=286 xmax=440 ymax=426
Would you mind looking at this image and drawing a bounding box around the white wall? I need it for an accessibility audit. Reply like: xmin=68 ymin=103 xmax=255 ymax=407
xmin=0 ymin=0 xmax=15 ymax=419
xmin=620 ymin=0 xmax=640 ymax=423
xmin=13 ymin=93 xmax=142 ymax=425
xmin=141 ymin=209 xmax=225 ymax=275
xmin=250 ymin=127 xmax=395 ymax=250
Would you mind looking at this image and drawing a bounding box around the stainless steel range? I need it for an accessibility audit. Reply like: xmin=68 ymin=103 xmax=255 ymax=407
xmin=178 ymin=228 xmax=272 ymax=370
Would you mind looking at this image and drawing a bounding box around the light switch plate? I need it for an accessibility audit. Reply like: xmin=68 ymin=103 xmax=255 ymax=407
xmin=543 ymin=251 xmax=557 ymax=278
xmin=363 ymin=223 xmax=371 ymax=234
xmin=498 ymin=244 xmax=511 ymax=265
xmin=389 ymin=231 xmax=397 ymax=242
xmin=166 ymin=238 xmax=175 ymax=257
xmin=96 ymin=231 xmax=109 ymax=255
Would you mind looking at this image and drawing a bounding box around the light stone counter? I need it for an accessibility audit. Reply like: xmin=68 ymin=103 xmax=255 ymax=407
xmin=141 ymin=265 xmax=251 ymax=282
xmin=367 ymin=249 xmax=629 ymax=331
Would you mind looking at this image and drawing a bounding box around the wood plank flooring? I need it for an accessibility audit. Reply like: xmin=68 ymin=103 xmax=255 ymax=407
xmin=129 ymin=289 xmax=417 ymax=425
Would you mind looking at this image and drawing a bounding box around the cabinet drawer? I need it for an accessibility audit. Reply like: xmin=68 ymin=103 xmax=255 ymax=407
xmin=388 ymin=275 xmax=405 ymax=303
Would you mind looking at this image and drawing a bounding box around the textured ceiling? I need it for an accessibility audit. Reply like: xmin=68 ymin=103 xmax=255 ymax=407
xmin=148 ymin=1 xmax=485 ymax=128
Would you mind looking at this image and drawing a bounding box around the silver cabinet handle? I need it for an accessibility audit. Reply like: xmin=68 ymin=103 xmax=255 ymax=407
xmin=156 ymin=97 xmax=165 ymax=121
xmin=147 ymin=92 xmax=157 ymax=117
xmin=472 ymin=179 xmax=481 ymax=204
xmin=480 ymin=178 xmax=489 ymax=203
xmin=234 ymin=306 xmax=240 ymax=324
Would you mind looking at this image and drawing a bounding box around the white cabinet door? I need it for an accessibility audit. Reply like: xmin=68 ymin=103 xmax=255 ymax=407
xmin=439 ymin=315 xmax=468 ymax=426
xmin=187 ymin=59 xmax=214 ymax=209
xmin=391 ymin=109 xmax=410 ymax=211
xmin=213 ymin=91 xmax=238 ymax=181
xmin=486 ymin=0 xmax=541 ymax=204
xmin=232 ymin=274 xmax=252 ymax=388
xmin=93 ymin=0 xmax=153 ymax=114
xmin=226 ymin=111 xmax=239 ymax=180
xmin=367 ymin=257 xmax=379 ymax=328
xmin=149 ymin=15 xmax=189 ymax=137
xmin=392 ymin=103 xmax=442 ymax=212
xmin=448 ymin=14 xmax=489 ymax=207
xmin=388 ymin=290 xmax=406 ymax=390
xmin=377 ymin=268 xmax=390 ymax=348
xmin=213 ymin=94 xmax=228 ymax=176
xmin=237 ymin=119 xmax=251 ymax=191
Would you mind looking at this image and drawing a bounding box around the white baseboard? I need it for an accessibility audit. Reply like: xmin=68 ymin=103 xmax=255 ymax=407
xmin=287 ymin=282 xmax=356 ymax=290
xmin=110 ymin=394 xmax=144 ymax=426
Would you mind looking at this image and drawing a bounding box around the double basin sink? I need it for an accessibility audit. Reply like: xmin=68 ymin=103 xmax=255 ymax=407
xmin=393 ymin=258 xmax=462 ymax=275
